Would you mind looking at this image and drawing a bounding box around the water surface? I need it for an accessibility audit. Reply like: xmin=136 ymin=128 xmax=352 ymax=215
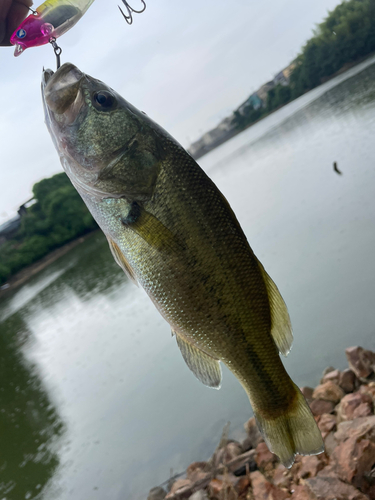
xmin=1 ymin=57 xmax=375 ymax=499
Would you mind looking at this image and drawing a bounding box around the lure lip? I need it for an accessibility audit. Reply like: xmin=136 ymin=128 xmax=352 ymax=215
xmin=13 ymin=44 xmax=25 ymax=57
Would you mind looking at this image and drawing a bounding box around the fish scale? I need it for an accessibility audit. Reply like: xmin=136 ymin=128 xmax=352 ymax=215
xmin=42 ymin=62 xmax=324 ymax=468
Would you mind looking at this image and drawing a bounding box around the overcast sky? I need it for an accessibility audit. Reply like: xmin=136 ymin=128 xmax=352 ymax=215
xmin=0 ymin=0 xmax=341 ymax=224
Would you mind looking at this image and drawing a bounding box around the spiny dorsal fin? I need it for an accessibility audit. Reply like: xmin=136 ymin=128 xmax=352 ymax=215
xmin=174 ymin=332 xmax=222 ymax=389
xmin=107 ymin=237 xmax=138 ymax=286
xmin=257 ymin=261 xmax=293 ymax=356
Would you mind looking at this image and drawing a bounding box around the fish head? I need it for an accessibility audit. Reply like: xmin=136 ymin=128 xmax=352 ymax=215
xmin=42 ymin=63 xmax=165 ymax=203
xmin=10 ymin=14 xmax=55 ymax=56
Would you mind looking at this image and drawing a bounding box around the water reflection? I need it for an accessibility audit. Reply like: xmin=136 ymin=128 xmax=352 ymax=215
xmin=0 ymin=313 xmax=64 ymax=499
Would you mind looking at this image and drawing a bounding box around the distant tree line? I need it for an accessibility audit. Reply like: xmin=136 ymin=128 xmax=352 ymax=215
xmin=0 ymin=173 xmax=97 ymax=285
xmin=233 ymin=0 xmax=375 ymax=130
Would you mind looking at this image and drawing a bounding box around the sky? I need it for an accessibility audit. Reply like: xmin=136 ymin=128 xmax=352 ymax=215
xmin=0 ymin=0 xmax=341 ymax=224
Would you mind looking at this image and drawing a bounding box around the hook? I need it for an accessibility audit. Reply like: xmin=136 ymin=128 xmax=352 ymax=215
xmin=28 ymin=7 xmax=38 ymax=15
xmin=49 ymin=37 xmax=62 ymax=70
xmin=118 ymin=0 xmax=146 ymax=25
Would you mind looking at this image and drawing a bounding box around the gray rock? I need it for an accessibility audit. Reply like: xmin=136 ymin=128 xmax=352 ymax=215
xmin=189 ymin=490 xmax=208 ymax=500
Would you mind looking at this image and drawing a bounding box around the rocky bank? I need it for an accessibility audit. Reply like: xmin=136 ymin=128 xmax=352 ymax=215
xmin=148 ymin=346 xmax=375 ymax=500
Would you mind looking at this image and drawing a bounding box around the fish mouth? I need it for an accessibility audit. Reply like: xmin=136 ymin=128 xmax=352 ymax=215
xmin=42 ymin=63 xmax=86 ymax=125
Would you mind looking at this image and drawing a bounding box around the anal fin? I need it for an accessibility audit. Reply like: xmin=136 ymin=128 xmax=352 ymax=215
xmin=107 ymin=236 xmax=138 ymax=286
xmin=257 ymin=260 xmax=293 ymax=356
xmin=174 ymin=331 xmax=222 ymax=389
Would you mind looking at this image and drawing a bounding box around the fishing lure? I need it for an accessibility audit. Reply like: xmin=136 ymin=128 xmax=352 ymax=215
xmin=10 ymin=0 xmax=147 ymax=58
xmin=10 ymin=0 xmax=95 ymax=57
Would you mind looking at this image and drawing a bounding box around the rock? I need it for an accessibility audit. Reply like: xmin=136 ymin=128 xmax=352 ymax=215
xmin=339 ymin=369 xmax=357 ymax=393
xmin=244 ymin=417 xmax=263 ymax=449
xmin=290 ymin=485 xmax=314 ymax=500
xmin=304 ymin=475 xmax=369 ymax=499
xmin=215 ymin=473 xmax=239 ymax=487
xmin=359 ymin=382 xmax=375 ymax=401
xmin=186 ymin=464 xmax=209 ymax=485
xmin=208 ymin=478 xmax=237 ymax=500
xmin=148 ymin=486 xmax=167 ymax=500
xmin=317 ymin=413 xmax=336 ymax=437
xmin=169 ymin=479 xmax=191 ymax=495
xmin=312 ymin=381 xmax=345 ymax=403
xmin=186 ymin=462 xmax=209 ymax=482
xmin=249 ymin=471 xmax=290 ymax=500
xmin=323 ymin=431 xmax=337 ymax=456
xmin=213 ymin=441 xmax=243 ymax=468
xmin=320 ymin=366 xmax=336 ymax=383
xmin=296 ymin=455 xmax=324 ymax=480
xmin=241 ymin=436 xmax=253 ymax=452
xmin=334 ymin=415 xmax=375 ymax=442
xmin=208 ymin=478 xmax=223 ymax=499
xmin=309 ymin=398 xmax=335 ymax=416
xmin=224 ymin=442 xmax=243 ymax=462
xmin=353 ymin=402 xmax=372 ymax=419
xmin=236 ymin=476 xmax=250 ymax=496
xmin=331 ymin=436 xmax=375 ymax=491
xmin=255 ymin=442 xmax=277 ymax=470
xmin=272 ymin=463 xmax=292 ymax=489
xmin=189 ymin=490 xmax=208 ymax=500
xmin=321 ymin=369 xmax=341 ymax=385
xmin=300 ymin=387 xmax=314 ymax=399
xmin=336 ymin=392 xmax=372 ymax=422
xmin=345 ymin=346 xmax=375 ymax=379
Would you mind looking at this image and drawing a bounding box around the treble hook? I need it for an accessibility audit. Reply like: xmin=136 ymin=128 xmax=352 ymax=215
xmin=118 ymin=0 xmax=146 ymax=25
xmin=49 ymin=37 xmax=62 ymax=70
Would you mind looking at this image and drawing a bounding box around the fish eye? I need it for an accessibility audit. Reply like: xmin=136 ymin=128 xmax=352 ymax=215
xmin=93 ymin=91 xmax=115 ymax=110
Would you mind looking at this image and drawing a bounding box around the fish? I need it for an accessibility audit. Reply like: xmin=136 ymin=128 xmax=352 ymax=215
xmin=41 ymin=63 xmax=324 ymax=468
xmin=10 ymin=0 xmax=95 ymax=56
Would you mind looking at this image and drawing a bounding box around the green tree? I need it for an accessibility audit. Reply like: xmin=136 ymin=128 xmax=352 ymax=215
xmin=0 ymin=173 xmax=97 ymax=285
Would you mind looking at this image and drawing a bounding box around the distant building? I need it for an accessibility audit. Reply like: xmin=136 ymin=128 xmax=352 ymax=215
xmin=282 ymin=61 xmax=296 ymax=81
xmin=273 ymin=62 xmax=297 ymax=86
xmin=188 ymin=115 xmax=236 ymax=158
xmin=18 ymin=198 xmax=36 ymax=217
xmin=237 ymin=93 xmax=263 ymax=114
xmin=274 ymin=70 xmax=289 ymax=86
xmin=0 ymin=198 xmax=36 ymax=246
xmin=0 ymin=215 xmax=21 ymax=245
xmin=257 ymin=81 xmax=275 ymax=104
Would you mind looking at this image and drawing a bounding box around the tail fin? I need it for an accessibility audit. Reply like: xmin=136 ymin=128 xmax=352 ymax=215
xmin=254 ymin=385 xmax=324 ymax=468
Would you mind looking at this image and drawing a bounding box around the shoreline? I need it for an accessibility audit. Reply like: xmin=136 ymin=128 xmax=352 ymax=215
xmin=0 ymin=230 xmax=99 ymax=299
xmin=192 ymin=51 xmax=375 ymax=161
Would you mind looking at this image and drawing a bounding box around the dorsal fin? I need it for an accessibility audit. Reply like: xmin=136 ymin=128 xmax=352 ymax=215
xmin=107 ymin=236 xmax=138 ymax=286
xmin=257 ymin=261 xmax=293 ymax=356
xmin=174 ymin=332 xmax=222 ymax=389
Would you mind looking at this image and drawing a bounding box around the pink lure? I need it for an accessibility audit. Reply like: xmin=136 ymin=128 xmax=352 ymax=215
xmin=10 ymin=0 xmax=95 ymax=56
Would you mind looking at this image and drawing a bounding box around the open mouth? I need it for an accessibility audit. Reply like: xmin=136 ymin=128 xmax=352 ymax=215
xmin=42 ymin=64 xmax=86 ymax=126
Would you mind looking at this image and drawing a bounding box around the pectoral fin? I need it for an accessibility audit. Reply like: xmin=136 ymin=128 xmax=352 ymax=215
xmin=257 ymin=261 xmax=293 ymax=356
xmin=122 ymin=202 xmax=182 ymax=253
xmin=107 ymin=236 xmax=138 ymax=286
xmin=174 ymin=331 xmax=222 ymax=389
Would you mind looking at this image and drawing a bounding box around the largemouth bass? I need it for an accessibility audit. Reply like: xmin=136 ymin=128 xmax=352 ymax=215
xmin=41 ymin=63 xmax=324 ymax=467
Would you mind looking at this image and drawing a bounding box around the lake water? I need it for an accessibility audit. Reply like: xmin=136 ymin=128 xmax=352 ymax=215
xmin=1 ymin=56 xmax=375 ymax=500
